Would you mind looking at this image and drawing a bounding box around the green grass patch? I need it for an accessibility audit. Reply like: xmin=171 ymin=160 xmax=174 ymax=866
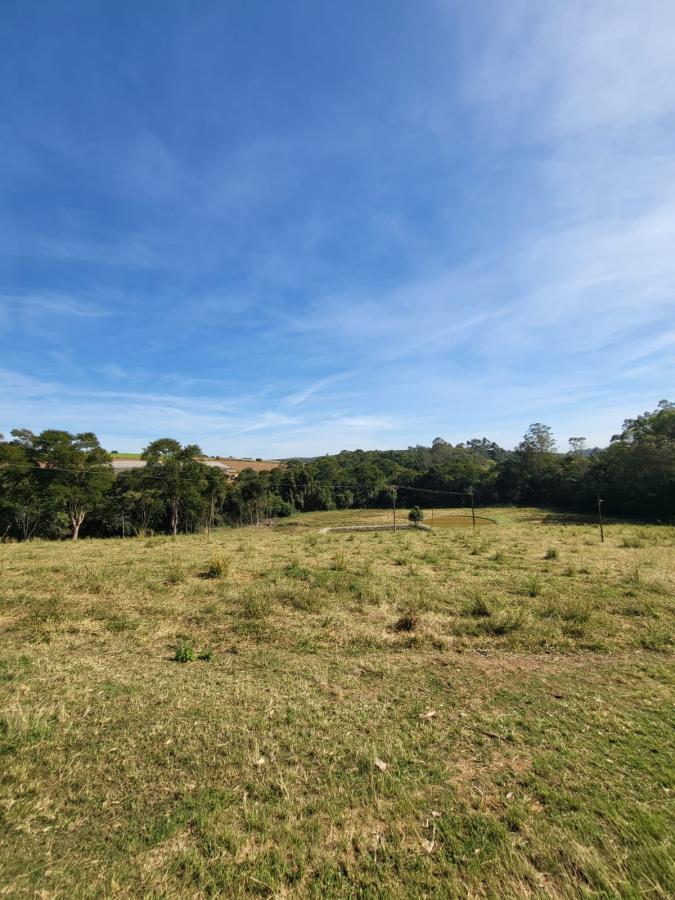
xmin=0 ymin=508 xmax=674 ymax=896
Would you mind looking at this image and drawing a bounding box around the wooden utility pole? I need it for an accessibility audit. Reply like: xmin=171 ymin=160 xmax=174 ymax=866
xmin=470 ymin=488 xmax=476 ymax=531
xmin=392 ymin=486 xmax=397 ymax=531
xmin=597 ymin=494 xmax=604 ymax=542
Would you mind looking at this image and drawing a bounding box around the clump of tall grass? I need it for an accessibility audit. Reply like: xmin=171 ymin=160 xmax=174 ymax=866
xmin=166 ymin=553 xmax=185 ymax=584
xmin=624 ymin=567 xmax=669 ymax=595
xmin=465 ymin=593 xmax=491 ymax=618
xmin=522 ymin=575 xmax=542 ymax=597
xmin=332 ymin=548 xmax=347 ymax=571
xmin=393 ymin=607 xmax=420 ymax=632
xmin=639 ymin=627 xmax=672 ymax=651
xmin=544 ymin=547 xmax=558 ymax=560
xmin=541 ymin=597 xmax=591 ymax=623
xmin=241 ymin=589 xmax=267 ymax=620
xmin=202 ymin=551 xmax=233 ymax=579
xmin=469 ymin=538 xmax=489 ymax=556
xmin=477 ymin=607 xmax=526 ymax=635
xmin=420 ymin=551 xmax=440 ymax=565
xmin=279 ymin=584 xmax=320 ymax=612
xmin=283 ymin=561 xmax=310 ymax=580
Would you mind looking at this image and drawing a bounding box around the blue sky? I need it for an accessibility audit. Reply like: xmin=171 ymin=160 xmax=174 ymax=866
xmin=1 ymin=1 xmax=673 ymax=456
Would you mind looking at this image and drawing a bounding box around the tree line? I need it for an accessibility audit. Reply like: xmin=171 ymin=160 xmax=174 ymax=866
xmin=0 ymin=401 xmax=672 ymax=540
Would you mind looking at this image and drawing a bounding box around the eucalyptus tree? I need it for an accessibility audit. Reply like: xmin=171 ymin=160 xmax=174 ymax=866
xmin=141 ymin=439 xmax=207 ymax=535
xmin=203 ymin=466 xmax=230 ymax=532
xmin=25 ymin=430 xmax=113 ymax=540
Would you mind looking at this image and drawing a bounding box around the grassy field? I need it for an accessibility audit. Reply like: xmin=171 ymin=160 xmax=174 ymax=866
xmin=109 ymin=454 xmax=281 ymax=471
xmin=1 ymin=507 xmax=673 ymax=898
xmin=212 ymin=458 xmax=281 ymax=473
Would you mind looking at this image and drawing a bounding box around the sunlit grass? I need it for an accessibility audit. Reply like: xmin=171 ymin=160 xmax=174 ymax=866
xmin=1 ymin=507 xmax=674 ymax=896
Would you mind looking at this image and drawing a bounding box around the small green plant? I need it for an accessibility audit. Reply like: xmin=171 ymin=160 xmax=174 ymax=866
xmin=283 ymin=561 xmax=310 ymax=580
xmin=197 ymin=649 xmax=214 ymax=662
xmin=174 ymin=642 xmax=195 ymax=663
xmin=105 ymin=614 xmax=137 ymax=633
xmin=421 ymin=551 xmax=439 ymax=564
xmin=544 ymin=547 xmax=558 ymax=560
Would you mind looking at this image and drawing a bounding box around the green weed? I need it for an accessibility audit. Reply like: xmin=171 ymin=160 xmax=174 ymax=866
xmin=174 ymin=641 xmax=195 ymax=663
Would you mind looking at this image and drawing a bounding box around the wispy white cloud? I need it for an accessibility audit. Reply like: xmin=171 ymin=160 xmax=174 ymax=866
xmin=282 ymin=372 xmax=354 ymax=407
xmin=331 ymin=415 xmax=395 ymax=430
xmin=2 ymin=3 xmax=673 ymax=455
xmin=1 ymin=291 xmax=114 ymax=321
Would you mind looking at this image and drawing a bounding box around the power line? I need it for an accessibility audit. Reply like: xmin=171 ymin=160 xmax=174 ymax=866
xmin=392 ymin=484 xmax=474 ymax=497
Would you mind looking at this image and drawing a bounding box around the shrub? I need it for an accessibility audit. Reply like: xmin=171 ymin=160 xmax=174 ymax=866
xmin=544 ymin=547 xmax=558 ymax=560
xmin=408 ymin=506 xmax=425 ymax=527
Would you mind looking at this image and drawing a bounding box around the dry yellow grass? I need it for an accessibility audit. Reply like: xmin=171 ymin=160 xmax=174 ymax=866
xmin=1 ymin=507 xmax=673 ymax=897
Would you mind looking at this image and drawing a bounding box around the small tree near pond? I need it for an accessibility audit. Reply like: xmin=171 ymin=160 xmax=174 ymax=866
xmin=408 ymin=506 xmax=424 ymax=527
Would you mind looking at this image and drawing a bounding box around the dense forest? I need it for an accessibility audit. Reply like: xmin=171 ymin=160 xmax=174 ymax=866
xmin=0 ymin=401 xmax=673 ymax=540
